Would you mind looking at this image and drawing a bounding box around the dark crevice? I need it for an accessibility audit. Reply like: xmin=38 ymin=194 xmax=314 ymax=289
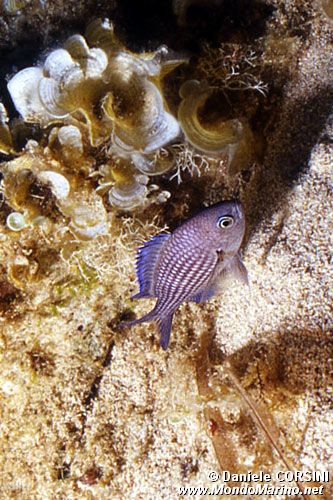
xmin=57 ymin=461 xmax=71 ymax=480
xmin=84 ymin=340 xmax=115 ymax=410
xmin=80 ymin=340 xmax=115 ymax=441
xmin=115 ymin=0 xmax=275 ymax=52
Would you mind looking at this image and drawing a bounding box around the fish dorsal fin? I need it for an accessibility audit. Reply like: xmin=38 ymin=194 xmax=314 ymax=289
xmin=132 ymin=233 xmax=170 ymax=299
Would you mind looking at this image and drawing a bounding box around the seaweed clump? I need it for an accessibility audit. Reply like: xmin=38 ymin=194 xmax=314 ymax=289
xmin=3 ymin=19 xmax=182 ymax=211
xmin=2 ymin=17 xmax=266 ymax=217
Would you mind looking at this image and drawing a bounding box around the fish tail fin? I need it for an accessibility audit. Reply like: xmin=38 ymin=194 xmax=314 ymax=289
xmin=157 ymin=313 xmax=174 ymax=350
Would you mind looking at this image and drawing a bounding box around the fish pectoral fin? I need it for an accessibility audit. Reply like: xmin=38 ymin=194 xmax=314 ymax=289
xmin=157 ymin=313 xmax=174 ymax=350
xmin=227 ymin=254 xmax=249 ymax=286
xmin=188 ymin=285 xmax=216 ymax=303
xmin=189 ymin=255 xmax=248 ymax=304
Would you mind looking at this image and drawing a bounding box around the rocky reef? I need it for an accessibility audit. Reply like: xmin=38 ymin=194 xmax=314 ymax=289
xmin=0 ymin=0 xmax=332 ymax=498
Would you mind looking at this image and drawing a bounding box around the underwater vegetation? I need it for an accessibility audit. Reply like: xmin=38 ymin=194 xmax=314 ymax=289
xmin=1 ymin=17 xmax=264 ymax=228
xmin=0 ymin=103 xmax=14 ymax=155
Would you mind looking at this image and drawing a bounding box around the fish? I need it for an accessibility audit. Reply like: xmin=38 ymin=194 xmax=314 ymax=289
xmin=121 ymin=200 xmax=248 ymax=350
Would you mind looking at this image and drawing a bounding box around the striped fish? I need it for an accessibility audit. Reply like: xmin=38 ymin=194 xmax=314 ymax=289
xmin=122 ymin=200 xmax=248 ymax=349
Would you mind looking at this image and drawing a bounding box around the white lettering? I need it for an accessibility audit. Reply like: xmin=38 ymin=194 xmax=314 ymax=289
xmin=314 ymin=471 xmax=329 ymax=482
xmin=276 ymin=471 xmax=285 ymax=481
xmin=221 ymin=470 xmax=230 ymax=482
xmin=284 ymin=471 xmax=294 ymax=482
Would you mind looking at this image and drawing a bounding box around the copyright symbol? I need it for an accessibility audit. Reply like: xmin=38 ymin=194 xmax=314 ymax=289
xmin=208 ymin=471 xmax=220 ymax=482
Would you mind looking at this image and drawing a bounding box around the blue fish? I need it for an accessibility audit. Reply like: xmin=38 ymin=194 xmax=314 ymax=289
xmin=122 ymin=201 xmax=248 ymax=349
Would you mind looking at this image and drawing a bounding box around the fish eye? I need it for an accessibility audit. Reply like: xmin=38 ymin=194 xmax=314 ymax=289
xmin=217 ymin=215 xmax=234 ymax=229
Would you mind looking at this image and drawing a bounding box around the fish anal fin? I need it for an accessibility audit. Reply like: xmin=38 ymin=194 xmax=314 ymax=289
xmin=134 ymin=233 xmax=170 ymax=299
xmin=158 ymin=314 xmax=174 ymax=350
xmin=119 ymin=309 xmax=157 ymax=329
